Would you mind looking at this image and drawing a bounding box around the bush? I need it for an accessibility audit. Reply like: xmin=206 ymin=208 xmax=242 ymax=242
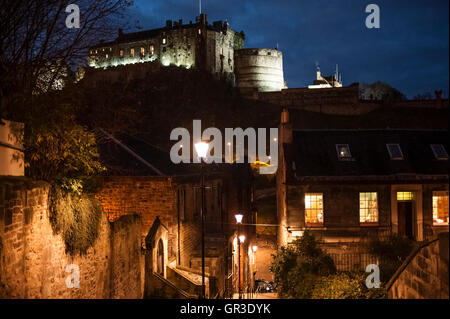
xmin=49 ymin=186 xmax=103 ymax=255
xmin=270 ymin=231 xmax=336 ymax=298
xmin=311 ymin=272 xmax=386 ymax=299
xmin=368 ymin=234 xmax=413 ymax=282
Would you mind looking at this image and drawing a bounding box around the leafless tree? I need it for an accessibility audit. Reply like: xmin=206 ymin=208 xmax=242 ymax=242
xmin=0 ymin=0 xmax=133 ymax=117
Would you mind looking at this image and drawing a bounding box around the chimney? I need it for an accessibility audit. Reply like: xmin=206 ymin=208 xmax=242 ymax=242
xmin=166 ymin=20 xmax=172 ymax=29
xmin=179 ymin=19 xmax=182 ymax=26
xmin=118 ymin=28 xmax=123 ymax=37
xmin=316 ymin=69 xmax=321 ymax=80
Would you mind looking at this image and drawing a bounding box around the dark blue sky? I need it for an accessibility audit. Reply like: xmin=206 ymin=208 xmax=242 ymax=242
xmin=129 ymin=0 xmax=449 ymax=98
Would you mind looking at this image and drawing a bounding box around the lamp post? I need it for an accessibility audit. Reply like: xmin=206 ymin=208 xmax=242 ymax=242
xmin=234 ymin=214 xmax=243 ymax=299
xmin=238 ymin=234 xmax=245 ymax=299
xmin=195 ymin=141 xmax=209 ymax=299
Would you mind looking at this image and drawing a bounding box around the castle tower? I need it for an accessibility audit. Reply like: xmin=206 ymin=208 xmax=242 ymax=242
xmin=234 ymin=48 xmax=286 ymax=94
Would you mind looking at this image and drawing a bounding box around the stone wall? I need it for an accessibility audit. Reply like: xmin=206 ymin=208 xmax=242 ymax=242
xmin=387 ymin=232 xmax=449 ymax=299
xmin=254 ymin=235 xmax=276 ymax=281
xmin=0 ymin=177 xmax=143 ymax=299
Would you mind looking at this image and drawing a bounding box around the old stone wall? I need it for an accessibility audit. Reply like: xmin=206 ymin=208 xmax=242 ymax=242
xmin=254 ymin=235 xmax=277 ymax=281
xmin=0 ymin=177 xmax=143 ymax=299
xmin=387 ymin=232 xmax=449 ymax=299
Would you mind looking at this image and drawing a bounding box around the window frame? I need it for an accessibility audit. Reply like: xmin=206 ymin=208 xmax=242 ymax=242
xmin=430 ymin=144 xmax=449 ymax=160
xmin=432 ymin=191 xmax=449 ymax=226
xmin=304 ymin=193 xmax=324 ymax=227
xmin=130 ymin=48 xmax=135 ymax=57
xmin=386 ymin=143 xmax=404 ymax=160
xmin=335 ymin=144 xmax=353 ymax=161
xmin=359 ymin=192 xmax=379 ymax=226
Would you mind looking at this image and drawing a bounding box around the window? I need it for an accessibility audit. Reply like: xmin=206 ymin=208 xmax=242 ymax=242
xmin=433 ymin=191 xmax=449 ymax=225
xmin=335 ymin=144 xmax=352 ymax=160
xmin=140 ymin=47 xmax=145 ymax=56
xmin=130 ymin=48 xmax=135 ymax=57
xmin=149 ymin=44 xmax=155 ymax=55
xmin=119 ymin=49 xmax=124 ymax=58
xmin=397 ymin=192 xmax=414 ymax=201
xmin=387 ymin=144 xmax=404 ymax=160
xmin=359 ymin=192 xmax=378 ymax=224
xmin=198 ymin=28 xmax=202 ymax=35
xmin=162 ymin=38 xmax=167 ymax=45
xmin=430 ymin=144 xmax=449 ymax=160
xmin=305 ymin=193 xmax=324 ymax=226
xmin=105 ymin=54 xmax=109 ymax=59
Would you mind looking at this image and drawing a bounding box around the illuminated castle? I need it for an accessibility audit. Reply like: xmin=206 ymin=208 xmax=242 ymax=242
xmin=87 ymin=14 xmax=286 ymax=93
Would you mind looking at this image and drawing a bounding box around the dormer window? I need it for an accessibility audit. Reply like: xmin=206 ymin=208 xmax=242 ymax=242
xmin=430 ymin=144 xmax=448 ymax=160
xmin=387 ymin=144 xmax=403 ymax=160
xmin=336 ymin=144 xmax=352 ymax=160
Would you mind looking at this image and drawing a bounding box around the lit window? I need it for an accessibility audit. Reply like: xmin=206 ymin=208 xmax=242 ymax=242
xmin=336 ymin=144 xmax=352 ymax=160
xmin=106 ymin=54 xmax=109 ymax=59
xmin=149 ymin=45 xmax=155 ymax=55
xmin=140 ymin=47 xmax=145 ymax=56
xmin=387 ymin=144 xmax=404 ymax=160
xmin=305 ymin=193 xmax=324 ymax=226
xmin=162 ymin=38 xmax=167 ymax=45
xmin=433 ymin=191 xmax=449 ymax=225
xmin=359 ymin=192 xmax=378 ymax=224
xmin=430 ymin=144 xmax=449 ymax=160
xmin=397 ymin=192 xmax=414 ymax=201
xmin=95 ymin=49 xmax=98 ymax=54
xmin=198 ymin=28 xmax=202 ymax=35
xmin=130 ymin=48 xmax=135 ymax=57
xmin=119 ymin=49 xmax=124 ymax=58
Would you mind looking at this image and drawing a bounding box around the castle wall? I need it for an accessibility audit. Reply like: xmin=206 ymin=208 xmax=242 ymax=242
xmin=235 ymin=48 xmax=285 ymax=93
xmin=0 ymin=177 xmax=143 ymax=299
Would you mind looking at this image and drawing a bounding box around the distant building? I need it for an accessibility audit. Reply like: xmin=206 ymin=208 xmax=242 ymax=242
xmin=308 ymin=66 xmax=342 ymax=89
xmin=88 ymin=14 xmax=244 ymax=76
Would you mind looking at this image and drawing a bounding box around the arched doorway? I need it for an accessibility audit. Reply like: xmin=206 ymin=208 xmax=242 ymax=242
xmin=157 ymin=239 xmax=164 ymax=275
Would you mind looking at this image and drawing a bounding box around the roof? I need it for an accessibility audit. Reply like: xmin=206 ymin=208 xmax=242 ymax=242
xmin=289 ymin=129 xmax=449 ymax=179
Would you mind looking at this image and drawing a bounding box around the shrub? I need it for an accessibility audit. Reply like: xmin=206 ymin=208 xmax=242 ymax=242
xmin=311 ymin=272 xmax=386 ymax=299
xmin=49 ymin=186 xmax=103 ymax=255
xmin=368 ymin=234 xmax=413 ymax=282
xmin=270 ymin=231 xmax=336 ymax=298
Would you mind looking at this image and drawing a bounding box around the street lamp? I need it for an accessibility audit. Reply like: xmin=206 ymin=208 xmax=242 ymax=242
xmin=195 ymin=141 xmax=209 ymax=299
xmin=235 ymin=214 xmax=244 ymax=299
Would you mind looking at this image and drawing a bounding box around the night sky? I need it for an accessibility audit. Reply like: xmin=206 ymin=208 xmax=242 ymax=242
xmin=129 ymin=0 xmax=449 ymax=99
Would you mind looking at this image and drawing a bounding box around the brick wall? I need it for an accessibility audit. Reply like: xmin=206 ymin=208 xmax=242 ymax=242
xmin=387 ymin=232 xmax=449 ymax=299
xmin=0 ymin=177 xmax=143 ymax=299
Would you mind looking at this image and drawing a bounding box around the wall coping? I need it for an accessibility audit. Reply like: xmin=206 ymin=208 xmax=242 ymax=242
xmin=385 ymin=233 xmax=445 ymax=292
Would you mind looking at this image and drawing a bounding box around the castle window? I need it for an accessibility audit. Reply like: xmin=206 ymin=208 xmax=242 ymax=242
xmin=387 ymin=144 xmax=403 ymax=160
xmin=433 ymin=191 xmax=449 ymax=225
xmin=119 ymin=49 xmax=124 ymax=58
xmin=198 ymin=28 xmax=202 ymax=35
xmin=140 ymin=47 xmax=145 ymax=56
xmin=430 ymin=144 xmax=448 ymax=160
xmin=359 ymin=192 xmax=378 ymax=225
xmin=305 ymin=193 xmax=324 ymax=226
xmin=106 ymin=54 xmax=109 ymax=59
xmin=149 ymin=45 xmax=155 ymax=55
xmin=162 ymin=38 xmax=167 ymax=45
xmin=336 ymin=144 xmax=352 ymax=160
xmin=130 ymin=48 xmax=135 ymax=57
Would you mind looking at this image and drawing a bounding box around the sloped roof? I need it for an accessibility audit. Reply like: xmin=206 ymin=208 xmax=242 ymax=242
xmin=290 ymin=129 xmax=449 ymax=178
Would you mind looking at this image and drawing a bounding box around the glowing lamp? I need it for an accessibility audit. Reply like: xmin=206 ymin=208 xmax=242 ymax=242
xmin=194 ymin=141 xmax=209 ymax=159
xmin=239 ymin=235 xmax=246 ymax=243
xmin=234 ymin=214 xmax=244 ymax=224
xmin=252 ymin=245 xmax=258 ymax=252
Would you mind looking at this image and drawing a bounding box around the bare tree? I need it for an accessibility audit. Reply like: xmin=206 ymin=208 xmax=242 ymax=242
xmin=0 ymin=0 xmax=132 ymax=117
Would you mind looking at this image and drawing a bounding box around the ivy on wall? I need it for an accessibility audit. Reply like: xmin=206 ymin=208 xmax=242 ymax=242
xmin=49 ymin=186 xmax=103 ymax=255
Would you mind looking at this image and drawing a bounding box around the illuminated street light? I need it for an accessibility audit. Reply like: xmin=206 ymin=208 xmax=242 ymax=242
xmin=252 ymin=245 xmax=258 ymax=252
xmin=239 ymin=235 xmax=246 ymax=243
xmin=194 ymin=141 xmax=209 ymax=159
xmin=235 ymin=213 xmax=244 ymax=224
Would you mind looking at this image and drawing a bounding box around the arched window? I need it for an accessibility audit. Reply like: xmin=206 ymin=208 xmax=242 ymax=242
xmin=157 ymin=239 xmax=164 ymax=275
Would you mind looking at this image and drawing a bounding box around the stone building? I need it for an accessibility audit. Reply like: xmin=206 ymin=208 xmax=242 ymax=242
xmin=88 ymin=14 xmax=244 ymax=77
xmin=95 ymin=131 xmax=257 ymax=298
xmin=277 ymin=109 xmax=449 ymax=269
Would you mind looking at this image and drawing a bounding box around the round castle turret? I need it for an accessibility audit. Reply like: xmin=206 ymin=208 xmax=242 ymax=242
xmin=234 ymin=48 xmax=286 ymax=93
